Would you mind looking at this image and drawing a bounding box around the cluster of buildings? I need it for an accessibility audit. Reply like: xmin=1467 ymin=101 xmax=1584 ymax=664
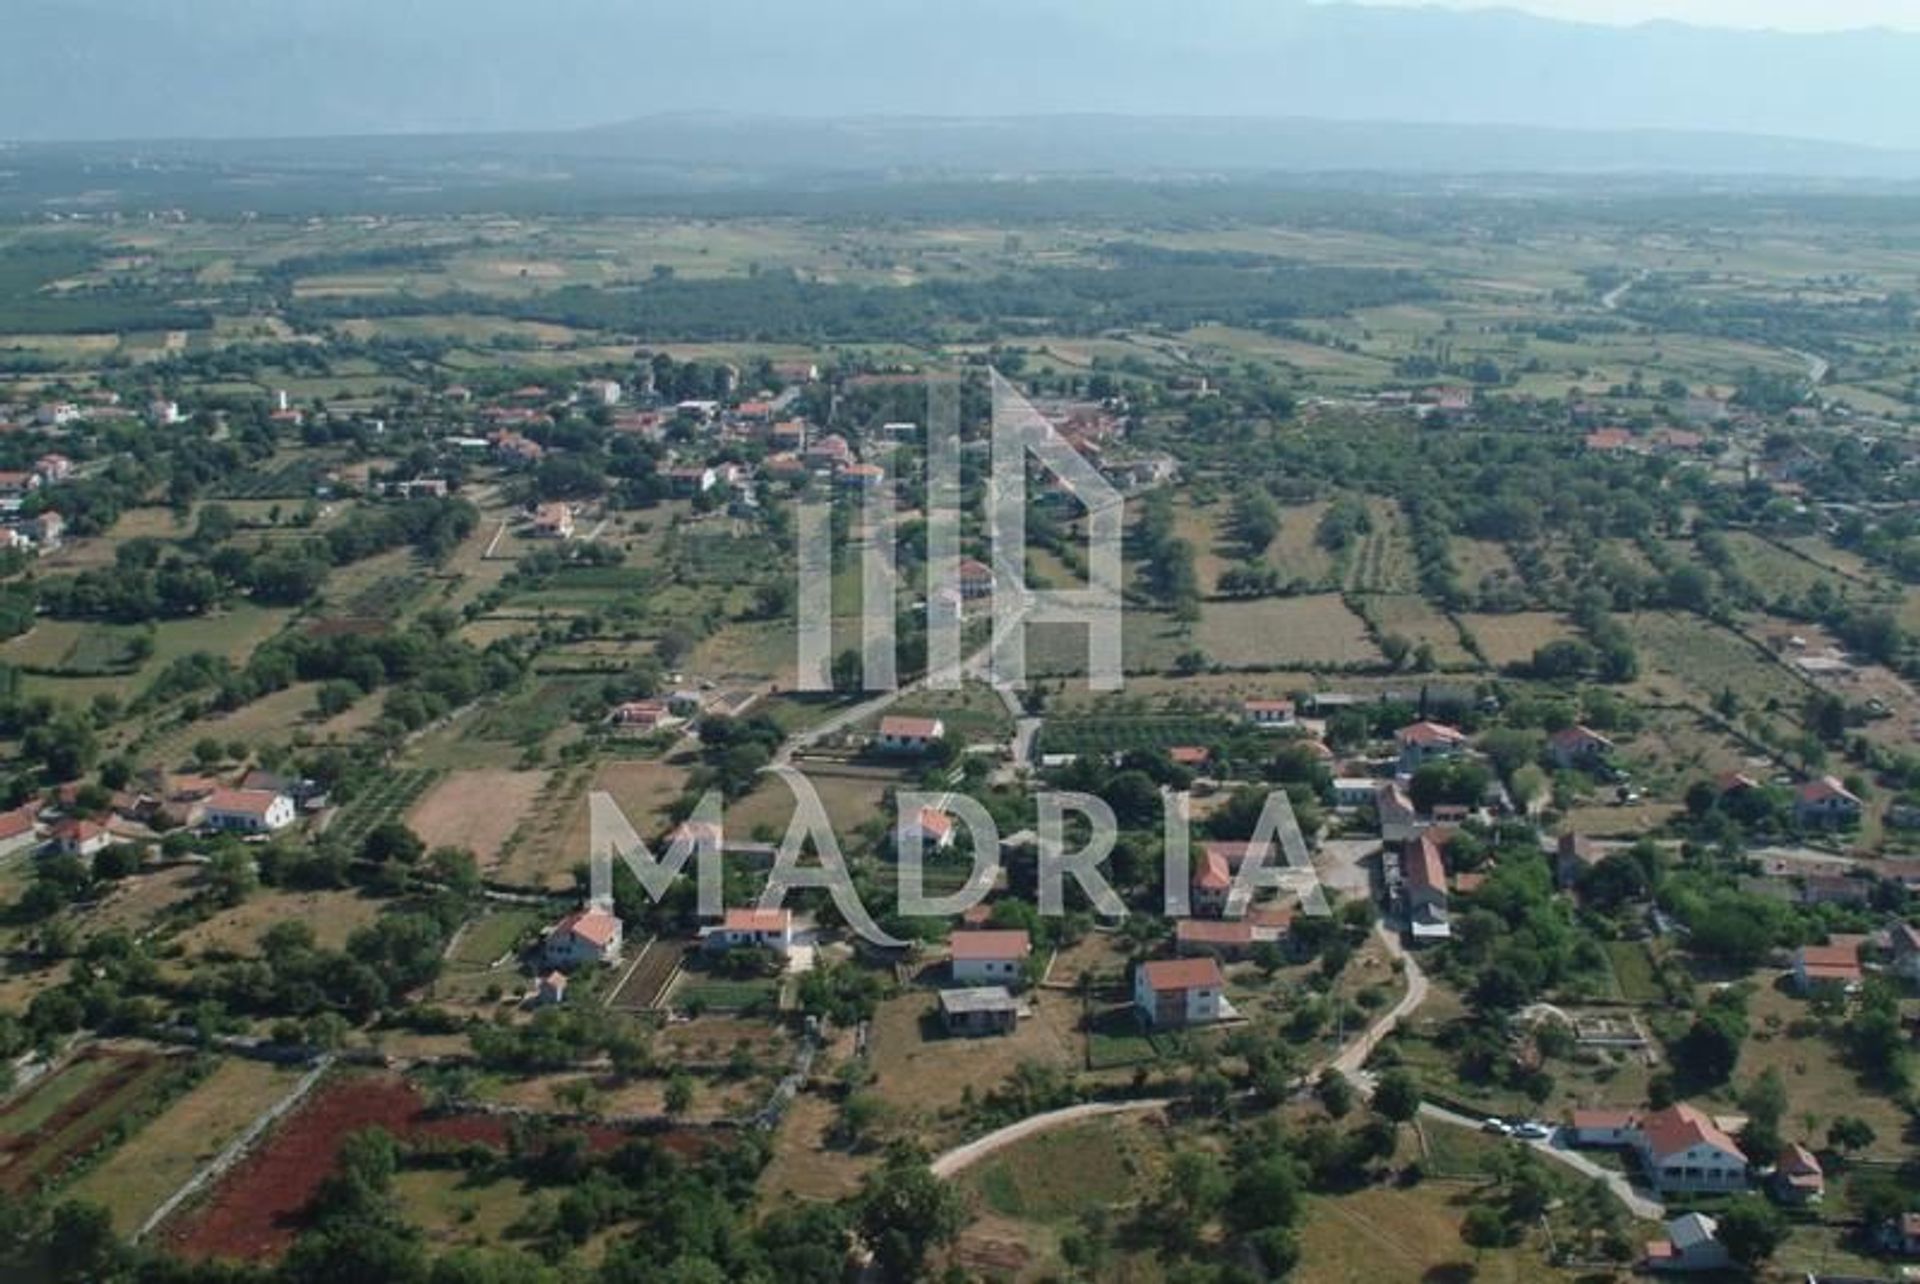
xmin=10 ymin=768 xmax=315 ymax=865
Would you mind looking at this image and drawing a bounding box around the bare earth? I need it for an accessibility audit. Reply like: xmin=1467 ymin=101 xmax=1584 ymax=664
xmin=407 ymin=769 xmax=549 ymax=865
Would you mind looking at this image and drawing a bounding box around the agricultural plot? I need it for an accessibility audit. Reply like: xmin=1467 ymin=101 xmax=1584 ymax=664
xmin=172 ymin=888 xmax=387 ymax=957
xmin=1456 ymin=611 xmax=1578 ymax=669
xmin=1272 ymin=500 xmax=1339 ymax=588
xmin=1718 ymin=530 xmax=1876 ymax=605
xmin=1342 ymin=497 xmax=1418 ymax=592
xmin=494 ymin=758 xmax=689 ymax=891
xmin=1191 ymin=594 xmax=1380 ymax=668
xmin=608 ymin=939 xmax=689 ymax=1011
xmin=1629 ymin=610 xmax=1811 ymax=717
xmin=861 ymin=683 xmax=1013 ymax=744
xmin=673 ymin=528 xmax=782 ymax=585
xmin=211 ymin=459 xmax=333 ymax=500
xmin=445 ymin=908 xmax=541 ymax=970
xmin=1451 ymin=536 xmax=1521 ymax=590
xmin=327 ymin=768 xmax=443 ymax=848
xmin=406 ymin=769 xmax=548 ymax=867
xmin=68 ymin=1057 xmax=304 ymax=1235
xmin=0 ymin=1049 xmax=192 ymax=1195
xmin=1354 ymin=594 xmax=1476 ymax=667
xmin=1038 ymin=713 xmax=1236 ymax=756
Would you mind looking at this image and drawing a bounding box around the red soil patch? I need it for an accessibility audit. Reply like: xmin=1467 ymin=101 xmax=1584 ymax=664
xmin=0 ymin=1049 xmax=172 ymax=1194
xmin=160 ymin=1072 xmax=663 ymax=1263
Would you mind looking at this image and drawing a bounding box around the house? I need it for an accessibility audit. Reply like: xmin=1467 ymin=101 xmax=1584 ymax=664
xmin=203 ymin=788 xmax=297 ymax=834
xmin=1396 ymin=721 xmax=1467 ymax=773
xmin=1243 ymin=699 xmax=1296 ymax=729
xmin=666 ymin=465 xmax=717 ymax=495
xmin=1175 ymin=918 xmax=1256 ymax=959
xmin=536 ymin=971 xmax=569 ymax=1006
xmin=1378 ymin=782 xmax=1421 ymax=843
xmin=1547 ymin=725 xmax=1614 ymax=771
xmin=25 ymin=511 xmax=64 ymax=550
xmin=938 ymin=986 xmax=1018 ymax=1037
xmin=1889 ymin=922 xmax=1920 ymax=985
xmin=148 ymin=399 xmax=183 ymax=426
xmin=1333 ymin=778 xmax=1379 ymax=808
xmin=1401 ymin=833 xmax=1451 ymax=944
xmin=530 ymin=503 xmax=574 ymax=540
xmin=803 ymin=433 xmax=853 ymax=470
xmin=1634 ymin=1104 xmax=1749 ymax=1194
xmin=836 ymin=462 xmax=885 ymax=489
xmin=1771 ymin=1142 xmax=1824 ymax=1205
xmin=949 ymin=929 xmax=1032 ymax=986
xmin=0 ymin=806 xmax=40 ymax=858
xmin=1644 ymin=1213 xmax=1729 ymax=1274
xmin=899 ymin=806 xmax=956 ymax=853
xmin=1167 ymin=745 xmax=1211 ymax=770
xmin=583 ymin=379 xmax=622 ymax=407
xmin=0 ymin=471 xmax=40 ymax=498
xmin=609 ymin=700 xmax=671 ymax=733
xmin=1799 ymin=873 xmax=1870 ymax=907
xmin=1792 ymin=938 xmax=1863 ymax=992
xmin=34 ymin=454 xmax=72 ymax=484
xmin=1795 ymin=775 xmax=1863 ymax=827
xmin=1569 ymin=1108 xmax=1639 ymax=1148
xmin=545 ymin=904 xmax=625 ymax=968
xmin=875 ymin=716 xmax=945 ymax=755
xmin=702 ymin=907 xmax=793 ymax=956
xmin=1134 ymin=957 xmax=1227 ymax=1027
xmin=49 ymin=817 xmax=110 ymax=859
xmin=957 ymin=558 xmax=995 ymax=599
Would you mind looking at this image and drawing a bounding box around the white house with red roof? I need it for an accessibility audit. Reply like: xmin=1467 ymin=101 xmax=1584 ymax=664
xmin=530 ymin=502 xmax=575 ymax=539
xmin=876 ymin=715 xmax=945 ymax=754
xmin=203 ymin=788 xmax=296 ymax=834
xmin=49 ymin=817 xmax=111 ymax=859
xmin=1794 ymin=775 xmax=1863 ymax=827
xmin=956 ymin=558 xmax=995 ymax=600
xmin=545 ymin=903 xmax=625 ymax=968
xmin=0 ymin=805 xmax=42 ymax=858
xmin=1396 ymin=721 xmax=1467 ymax=774
xmin=949 ymin=929 xmax=1032 ymax=987
xmin=1548 ymin=724 xmax=1615 ymax=770
xmin=608 ymin=700 xmax=672 ymax=733
xmin=1133 ymin=957 xmax=1228 ymax=1027
xmin=899 ymin=806 xmax=956 ymax=853
xmin=1640 ymin=1104 xmax=1749 ymax=1193
xmin=701 ymin=907 xmax=792 ymax=956
xmin=1242 ymin=699 xmax=1296 ymax=729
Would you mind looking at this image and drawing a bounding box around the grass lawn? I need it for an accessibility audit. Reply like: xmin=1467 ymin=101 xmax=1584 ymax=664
xmin=965 ymin=1117 xmax=1145 ymax=1222
xmin=1456 ymin=612 xmax=1577 ymax=669
xmin=1190 ymin=594 xmax=1381 ymax=668
xmin=1296 ymin=1183 xmax=1586 ymax=1284
xmin=1357 ymin=594 xmax=1477 ymax=667
xmin=448 ymin=909 xmax=540 ymax=969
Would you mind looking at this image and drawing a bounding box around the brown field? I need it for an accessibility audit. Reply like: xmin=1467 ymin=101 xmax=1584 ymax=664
xmin=68 ymin=864 xmax=202 ymax=943
xmin=1456 ymin=611 xmax=1577 ymax=668
xmin=1725 ymin=981 xmax=1911 ymax=1162
xmin=866 ymin=989 xmax=1078 ymax=1137
xmin=68 ymin=1057 xmax=305 ymax=1235
xmin=492 ymin=759 xmax=692 ymax=890
xmin=171 ymin=888 xmax=386 ymax=957
xmin=725 ymin=767 xmax=899 ymax=848
xmin=1358 ymin=594 xmax=1476 ymax=667
xmin=407 ymin=769 xmax=549 ymax=866
xmin=1451 ymin=536 xmax=1519 ymax=588
xmin=1191 ymin=594 xmax=1380 ymax=668
xmin=480 ymin=1070 xmax=761 ymax=1125
xmin=1170 ymin=497 xmax=1239 ymax=593
xmin=758 ymin=1089 xmax=874 ymax=1206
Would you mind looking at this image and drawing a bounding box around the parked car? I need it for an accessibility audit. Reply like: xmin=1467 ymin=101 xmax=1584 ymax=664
xmin=1481 ymin=1117 xmax=1514 ymax=1135
xmin=1514 ymin=1121 xmax=1552 ymax=1140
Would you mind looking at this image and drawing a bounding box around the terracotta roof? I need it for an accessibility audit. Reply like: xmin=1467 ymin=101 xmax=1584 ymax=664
xmin=1168 ymin=745 xmax=1210 ymax=766
xmin=0 ymin=807 xmax=37 ymax=841
xmin=1798 ymin=775 xmax=1862 ymax=806
xmin=1404 ymin=834 xmax=1447 ymax=893
xmin=1244 ymin=699 xmax=1294 ymax=714
xmin=1176 ymin=919 xmax=1254 ymax=946
xmin=553 ymin=906 xmax=621 ymax=948
xmin=950 ymin=930 xmax=1031 ymax=961
xmin=1638 ymin=1103 xmax=1745 ymax=1164
xmin=879 ymin=715 xmax=943 ymax=739
xmin=720 ymin=907 xmax=789 ymax=934
xmin=1398 ymin=721 xmax=1465 ymax=748
xmin=1571 ymin=1108 xmax=1637 ymax=1131
xmin=206 ymin=788 xmax=284 ymax=817
xmin=909 ymin=807 xmax=955 ymax=839
xmin=1138 ymin=957 xmax=1225 ymax=992
xmin=1777 ymin=1142 xmax=1823 ymax=1182
xmin=1550 ymin=724 xmax=1613 ymax=751
xmin=1797 ymin=939 xmax=1863 ymax=981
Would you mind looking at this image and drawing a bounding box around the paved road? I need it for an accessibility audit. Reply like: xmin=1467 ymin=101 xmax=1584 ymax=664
xmin=929 ymin=1097 xmax=1176 ymax=1179
xmin=1416 ymin=1103 xmax=1665 ymax=1220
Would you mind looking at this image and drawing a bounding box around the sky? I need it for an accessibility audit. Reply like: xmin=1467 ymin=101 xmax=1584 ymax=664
xmin=1328 ymin=0 xmax=1920 ymax=31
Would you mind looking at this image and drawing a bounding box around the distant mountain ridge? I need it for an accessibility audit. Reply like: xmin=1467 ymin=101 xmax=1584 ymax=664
xmin=6 ymin=0 xmax=1920 ymax=153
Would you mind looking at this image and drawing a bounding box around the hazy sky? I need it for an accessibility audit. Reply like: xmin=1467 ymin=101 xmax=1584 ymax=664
xmin=1330 ymin=0 xmax=1920 ymax=31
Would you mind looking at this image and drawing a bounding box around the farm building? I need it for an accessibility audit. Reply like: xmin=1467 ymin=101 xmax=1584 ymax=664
xmin=1794 ymin=775 xmax=1863 ymax=827
xmin=938 ymin=986 xmax=1018 ymax=1037
xmin=949 ymin=929 xmax=1031 ymax=987
xmin=1242 ymin=699 xmax=1295 ymax=729
xmin=1643 ymin=1213 xmax=1728 ymax=1274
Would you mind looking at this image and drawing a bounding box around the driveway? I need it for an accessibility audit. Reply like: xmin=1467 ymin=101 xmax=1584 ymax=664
xmin=1417 ymin=1103 xmax=1665 ymax=1220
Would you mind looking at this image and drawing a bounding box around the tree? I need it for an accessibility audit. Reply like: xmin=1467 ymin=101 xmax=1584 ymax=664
xmin=664 ymin=1072 xmax=695 ymax=1117
xmin=1315 ymin=1068 xmax=1355 ymax=1119
xmin=45 ymin=1200 xmax=118 ymax=1284
xmin=1715 ymin=1196 xmax=1784 ymax=1268
xmin=1827 ymin=1115 xmax=1875 ymax=1159
xmin=857 ymin=1153 xmax=964 ymax=1283
xmin=1371 ymin=1069 xmax=1421 ymax=1127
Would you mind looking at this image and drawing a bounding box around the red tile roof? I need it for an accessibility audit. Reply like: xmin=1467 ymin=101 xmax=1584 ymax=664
xmin=1398 ymin=721 xmax=1465 ymax=748
xmin=721 ymin=907 xmax=790 ymax=934
xmin=553 ymin=906 xmax=621 ymax=948
xmin=1404 ymin=834 xmax=1447 ymax=893
xmin=950 ymin=930 xmax=1031 ymax=961
xmin=879 ymin=716 xmax=943 ymax=739
xmin=206 ymin=788 xmax=283 ymax=817
xmin=1639 ymin=1103 xmax=1744 ymax=1164
xmin=1138 ymin=957 xmax=1224 ymax=992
